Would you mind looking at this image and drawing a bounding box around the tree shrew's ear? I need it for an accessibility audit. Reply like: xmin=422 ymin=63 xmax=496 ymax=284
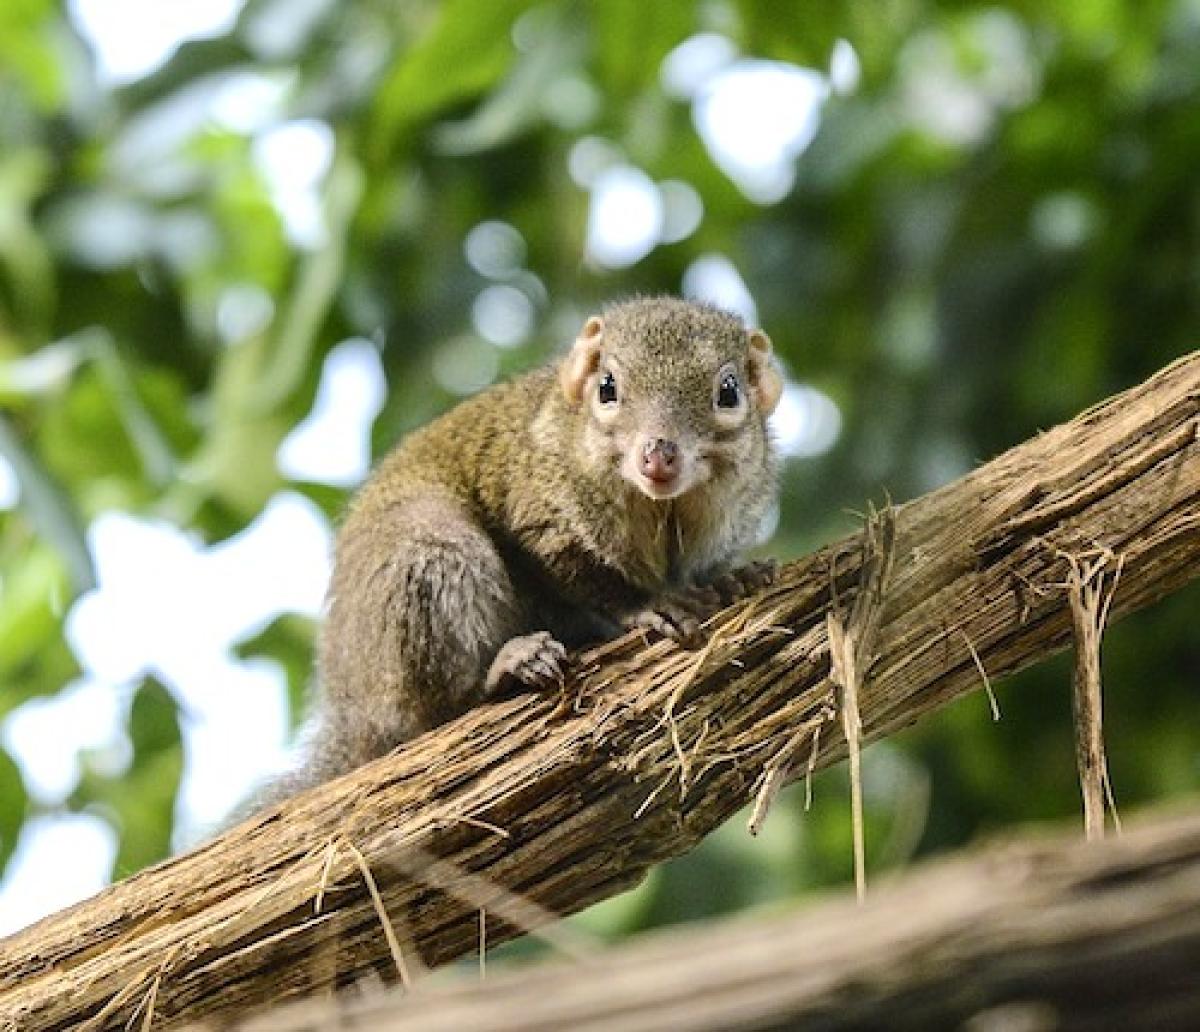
xmin=748 ymin=329 xmax=783 ymax=414
xmin=560 ymin=315 xmax=605 ymax=403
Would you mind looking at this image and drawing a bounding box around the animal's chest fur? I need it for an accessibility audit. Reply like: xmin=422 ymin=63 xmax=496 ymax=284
xmin=583 ymin=485 xmax=738 ymax=590
xmin=503 ymin=470 xmax=746 ymax=617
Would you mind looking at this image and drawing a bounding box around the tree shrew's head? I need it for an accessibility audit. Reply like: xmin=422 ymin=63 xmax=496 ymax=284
xmin=559 ymin=297 xmax=782 ymax=501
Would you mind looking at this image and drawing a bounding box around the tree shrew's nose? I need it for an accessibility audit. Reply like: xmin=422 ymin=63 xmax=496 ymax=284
xmin=640 ymin=437 xmax=680 ymax=483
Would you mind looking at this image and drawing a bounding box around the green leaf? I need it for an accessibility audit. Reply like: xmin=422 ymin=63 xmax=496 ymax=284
xmin=35 ymin=361 xmax=152 ymax=509
xmin=368 ymin=0 xmax=539 ymax=163
xmin=74 ymin=677 xmax=184 ymax=878
xmin=0 ymin=415 xmax=94 ymax=592
xmin=128 ymin=676 xmax=181 ymax=757
xmin=116 ymin=35 xmax=255 ymax=113
xmin=735 ymin=0 xmax=840 ymax=68
xmin=183 ymin=330 xmax=289 ymax=520
xmin=434 ymin=13 xmax=587 ymax=155
xmin=594 ymin=0 xmax=695 ymax=98
xmin=734 ymin=0 xmax=919 ymax=83
xmin=0 ymin=0 xmax=65 ymax=112
xmin=0 ymin=533 xmax=80 ymax=714
xmin=234 ymin=613 xmax=317 ymax=731
xmin=247 ymin=147 xmax=364 ymax=414
xmin=287 ymin=480 xmax=350 ymax=525
xmin=0 ymin=149 xmax=56 ymax=341
xmin=0 ymin=746 xmax=27 ymax=878
xmin=0 ymin=341 xmax=84 ymax=403
xmin=91 ymin=333 xmax=178 ymax=488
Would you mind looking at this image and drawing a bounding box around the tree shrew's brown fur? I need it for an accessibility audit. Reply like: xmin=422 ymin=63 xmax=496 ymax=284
xmin=285 ymin=297 xmax=783 ymax=793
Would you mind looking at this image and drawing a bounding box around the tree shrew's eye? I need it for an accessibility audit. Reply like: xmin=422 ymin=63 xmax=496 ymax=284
xmin=716 ymin=372 xmax=741 ymax=409
xmin=598 ymin=371 xmax=618 ymax=404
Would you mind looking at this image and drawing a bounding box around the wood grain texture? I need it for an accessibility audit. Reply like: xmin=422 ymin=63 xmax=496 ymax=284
xmin=233 ymin=806 xmax=1200 ymax=1032
xmin=1 ymin=351 xmax=1198 ymax=1030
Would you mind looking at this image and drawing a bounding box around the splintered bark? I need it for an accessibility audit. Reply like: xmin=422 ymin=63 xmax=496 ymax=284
xmin=1064 ymin=551 xmax=1123 ymax=840
xmin=229 ymin=806 xmax=1200 ymax=1032
xmin=0 ymin=352 xmax=1198 ymax=1030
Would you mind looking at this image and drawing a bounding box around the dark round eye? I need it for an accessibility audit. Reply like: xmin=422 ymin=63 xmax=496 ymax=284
xmin=598 ymin=371 xmax=618 ymax=404
xmin=716 ymin=372 xmax=741 ymax=409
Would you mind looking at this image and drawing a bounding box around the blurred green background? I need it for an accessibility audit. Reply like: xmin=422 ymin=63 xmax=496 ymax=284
xmin=1 ymin=0 xmax=1198 ymax=940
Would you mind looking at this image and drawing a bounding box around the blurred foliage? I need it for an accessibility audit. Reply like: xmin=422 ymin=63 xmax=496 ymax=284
xmin=72 ymin=676 xmax=183 ymax=876
xmin=235 ymin=613 xmax=323 ymax=732
xmin=1 ymin=0 xmax=1199 ymax=943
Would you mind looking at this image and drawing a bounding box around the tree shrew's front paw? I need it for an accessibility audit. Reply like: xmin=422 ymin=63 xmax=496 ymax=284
xmin=709 ymin=558 xmax=778 ymax=603
xmin=622 ymin=585 xmax=724 ymax=649
xmin=623 ymin=560 xmax=778 ymax=650
xmin=484 ymin=631 xmax=568 ymax=696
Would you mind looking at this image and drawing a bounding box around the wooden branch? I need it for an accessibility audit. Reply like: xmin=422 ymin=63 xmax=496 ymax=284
xmin=229 ymin=804 xmax=1200 ymax=1031
xmin=1 ymin=352 xmax=1198 ymax=1031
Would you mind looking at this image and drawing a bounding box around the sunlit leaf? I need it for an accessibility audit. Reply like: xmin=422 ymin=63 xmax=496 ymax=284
xmin=0 ymin=0 xmax=65 ymax=112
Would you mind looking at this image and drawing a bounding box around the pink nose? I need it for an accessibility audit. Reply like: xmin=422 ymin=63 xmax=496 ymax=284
xmin=639 ymin=438 xmax=679 ymax=483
